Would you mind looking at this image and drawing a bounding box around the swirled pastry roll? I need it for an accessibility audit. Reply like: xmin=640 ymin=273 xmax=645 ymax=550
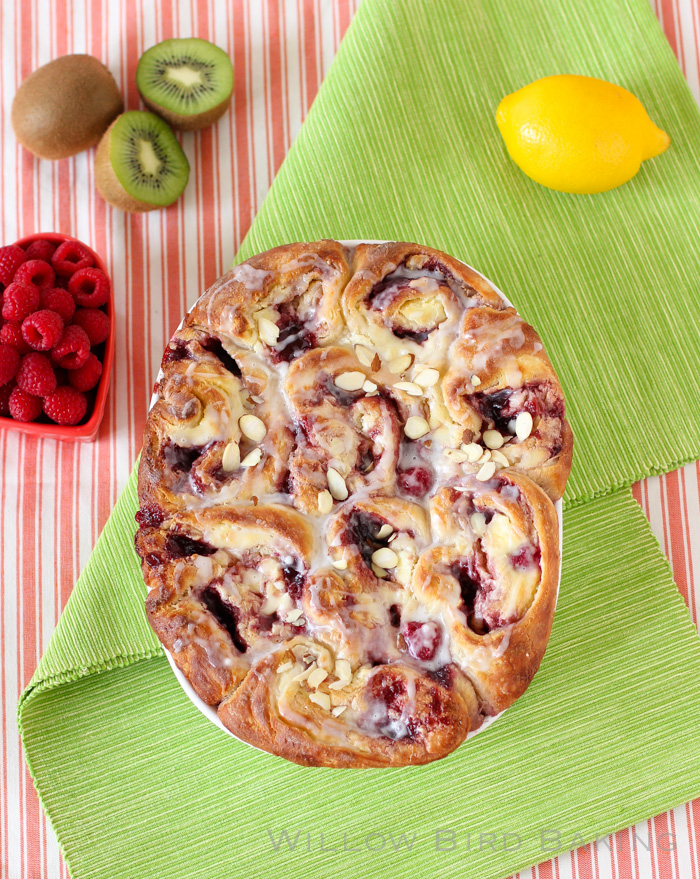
xmin=136 ymin=240 xmax=572 ymax=768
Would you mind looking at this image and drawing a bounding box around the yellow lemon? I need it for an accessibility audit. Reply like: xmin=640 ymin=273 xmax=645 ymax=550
xmin=496 ymin=74 xmax=670 ymax=194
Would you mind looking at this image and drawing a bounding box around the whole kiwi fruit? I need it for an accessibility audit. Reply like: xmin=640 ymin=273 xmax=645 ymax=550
xmin=136 ymin=38 xmax=234 ymax=131
xmin=12 ymin=55 xmax=123 ymax=160
xmin=95 ymin=111 xmax=190 ymax=212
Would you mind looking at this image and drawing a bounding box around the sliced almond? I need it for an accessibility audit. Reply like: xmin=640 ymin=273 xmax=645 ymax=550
xmin=404 ymin=415 xmax=430 ymax=439
xmin=461 ymin=442 xmax=483 ymax=463
xmin=476 ymin=461 xmax=496 ymax=481
xmin=482 ymin=429 xmax=505 ymax=450
xmin=478 ymin=449 xmax=492 ymax=464
xmin=285 ymin=608 xmax=304 ymax=623
xmin=470 ymin=512 xmax=487 ymax=537
xmin=240 ymin=448 xmax=263 ymax=468
xmin=372 ymin=563 xmax=388 ymax=579
xmin=258 ymin=317 xmax=280 ymax=346
xmin=371 ymin=353 xmax=381 ymax=372
xmin=309 ymin=691 xmax=331 ymax=711
xmin=393 ymin=381 xmax=423 ymax=396
xmin=327 ymin=467 xmax=349 ymax=501
xmin=372 ymin=547 xmax=399 ymax=569
xmin=290 ymin=617 xmax=306 ymax=626
xmin=471 ymin=374 xmax=481 ymax=386
xmin=515 ymin=411 xmax=533 ymax=441
xmin=239 ymin=414 xmax=267 ymax=442
xmin=362 ymin=379 xmax=378 ymax=393
xmin=332 ymin=558 xmax=348 ymax=570
xmin=334 ymin=659 xmax=352 ymax=681
xmin=276 ymin=660 xmax=294 ymax=674
xmin=293 ymin=663 xmax=316 ymax=683
xmin=388 ymin=353 xmax=413 ymax=374
xmin=331 ymin=705 xmax=347 ymax=717
xmin=355 ymin=345 xmax=375 ymax=367
xmin=414 ymin=367 xmax=440 ymax=388
xmin=328 ymin=679 xmax=349 ymax=691
xmin=317 ymin=489 xmax=333 ymax=515
xmin=445 ymin=448 xmax=468 ymax=463
xmin=307 ymin=667 xmax=329 ymax=689
xmin=490 ymin=449 xmax=510 ymax=467
xmin=376 ymin=523 xmax=393 ymax=540
xmin=334 ymin=371 xmax=366 ymax=391
xmin=221 ymin=441 xmax=241 ymax=472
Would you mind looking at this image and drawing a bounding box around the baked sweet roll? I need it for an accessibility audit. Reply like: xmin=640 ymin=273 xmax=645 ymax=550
xmin=136 ymin=239 xmax=572 ymax=768
xmin=413 ymin=470 xmax=559 ymax=715
xmin=442 ymin=307 xmax=573 ymax=500
xmin=138 ymin=327 xmax=294 ymax=524
xmin=342 ymin=241 xmax=506 ymax=366
xmin=184 ymin=239 xmax=350 ymax=363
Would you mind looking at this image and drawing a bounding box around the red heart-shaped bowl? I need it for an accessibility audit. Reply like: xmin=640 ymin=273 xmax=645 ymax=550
xmin=0 ymin=232 xmax=114 ymax=442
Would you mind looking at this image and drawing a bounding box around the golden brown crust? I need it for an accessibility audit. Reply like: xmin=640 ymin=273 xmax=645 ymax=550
xmin=136 ymin=239 xmax=571 ymax=768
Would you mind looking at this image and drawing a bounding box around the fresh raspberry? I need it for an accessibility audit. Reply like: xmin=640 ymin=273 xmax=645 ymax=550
xmin=0 ymin=343 xmax=20 ymax=385
xmin=13 ymin=259 xmax=55 ymax=291
xmin=72 ymin=307 xmax=110 ymax=346
xmin=39 ymin=287 xmax=75 ymax=324
xmin=68 ymin=352 xmax=102 ymax=392
xmin=9 ymin=386 xmax=42 ymax=421
xmin=0 ymin=321 xmax=31 ymax=354
xmin=0 ymin=381 xmax=14 ymax=416
xmin=50 ymin=324 xmax=90 ymax=369
xmin=24 ymin=239 xmax=57 ymax=262
xmin=2 ymin=282 xmax=39 ymax=322
xmin=22 ymin=309 xmax=64 ymax=352
xmin=51 ymin=240 xmax=94 ymax=278
xmin=17 ymin=352 xmax=57 ymax=397
xmin=68 ymin=267 xmax=110 ymax=307
xmin=43 ymin=386 xmax=87 ymax=425
xmin=0 ymin=245 xmax=27 ymax=285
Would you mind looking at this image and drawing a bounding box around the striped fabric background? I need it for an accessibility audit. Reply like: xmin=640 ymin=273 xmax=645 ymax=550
xmin=1 ymin=1 xmax=698 ymax=877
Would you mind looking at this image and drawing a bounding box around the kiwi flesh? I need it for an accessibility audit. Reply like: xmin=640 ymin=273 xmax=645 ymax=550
xmin=12 ymin=55 xmax=123 ymax=160
xmin=136 ymin=38 xmax=234 ymax=131
xmin=94 ymin=111 xmax=190 ymax=212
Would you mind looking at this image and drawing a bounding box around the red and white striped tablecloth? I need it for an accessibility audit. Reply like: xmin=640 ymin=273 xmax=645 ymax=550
xmin=1 ymin=1 xmax=699 ymax=877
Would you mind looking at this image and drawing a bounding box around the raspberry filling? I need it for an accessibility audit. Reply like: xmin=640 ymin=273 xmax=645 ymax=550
xmin=511 ymin=544 xmax=541 ymax=571
xmin=281 ymin=557 xmax=306 ymax=601
xmin=162 ymin=342 xmax=190 ymax=365
xmin=471 ymin=382 xmax=564 ymax=437
xmin=368 ymin=277 xmax=433 ymax=343
xmin=165 ymin=532 xmax=215 ymax=559
xmin=201 ymin=336 xmax=242 ymax=378
xmin=199 ymin=583 xmax=248 ymax=653
xmin=342 ymin=509 xmax=393 ymax=568
xmin=451 ymin=558 xmax=492 ymax=634
xmin=273 ymin=309 xmax=316 ymax=362
xmin=366 ymin=673 xmax=415 ymax=741
xmin=135 ymin=503 xmax=165 ymax=528
xmin=165 ymin=442 xmax=203 ymax=474
xmin=402 ymin=621 xmax=442 ymax=661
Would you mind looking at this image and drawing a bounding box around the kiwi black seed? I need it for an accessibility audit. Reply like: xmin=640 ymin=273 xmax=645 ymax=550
xmin=94 ymin=111 xmax=190 ymax=213
xmin=136 ymin=38 xmax=234 ymax=131
xmin=12 ymin=55 xmax=123 ymax=160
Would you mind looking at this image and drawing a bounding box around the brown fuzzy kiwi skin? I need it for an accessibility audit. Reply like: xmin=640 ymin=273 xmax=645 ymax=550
xmin=12 ymin=55 xmax=123 ymax=160
xmin=94 ymin=119 xmax=157 ymax=213
xmin=139 ymin=91 xmax=232 ymax=132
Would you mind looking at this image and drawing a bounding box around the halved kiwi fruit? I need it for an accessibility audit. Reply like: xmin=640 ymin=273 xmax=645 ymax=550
xmin=94 ymin=111 xmax=190 ymax=212
xmin=136 ymin=38 xmax=234 ymax=131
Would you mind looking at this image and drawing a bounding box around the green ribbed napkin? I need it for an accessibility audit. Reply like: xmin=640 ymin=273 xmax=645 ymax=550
xmin=19 ymin=0 xmax=700 ymax=877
